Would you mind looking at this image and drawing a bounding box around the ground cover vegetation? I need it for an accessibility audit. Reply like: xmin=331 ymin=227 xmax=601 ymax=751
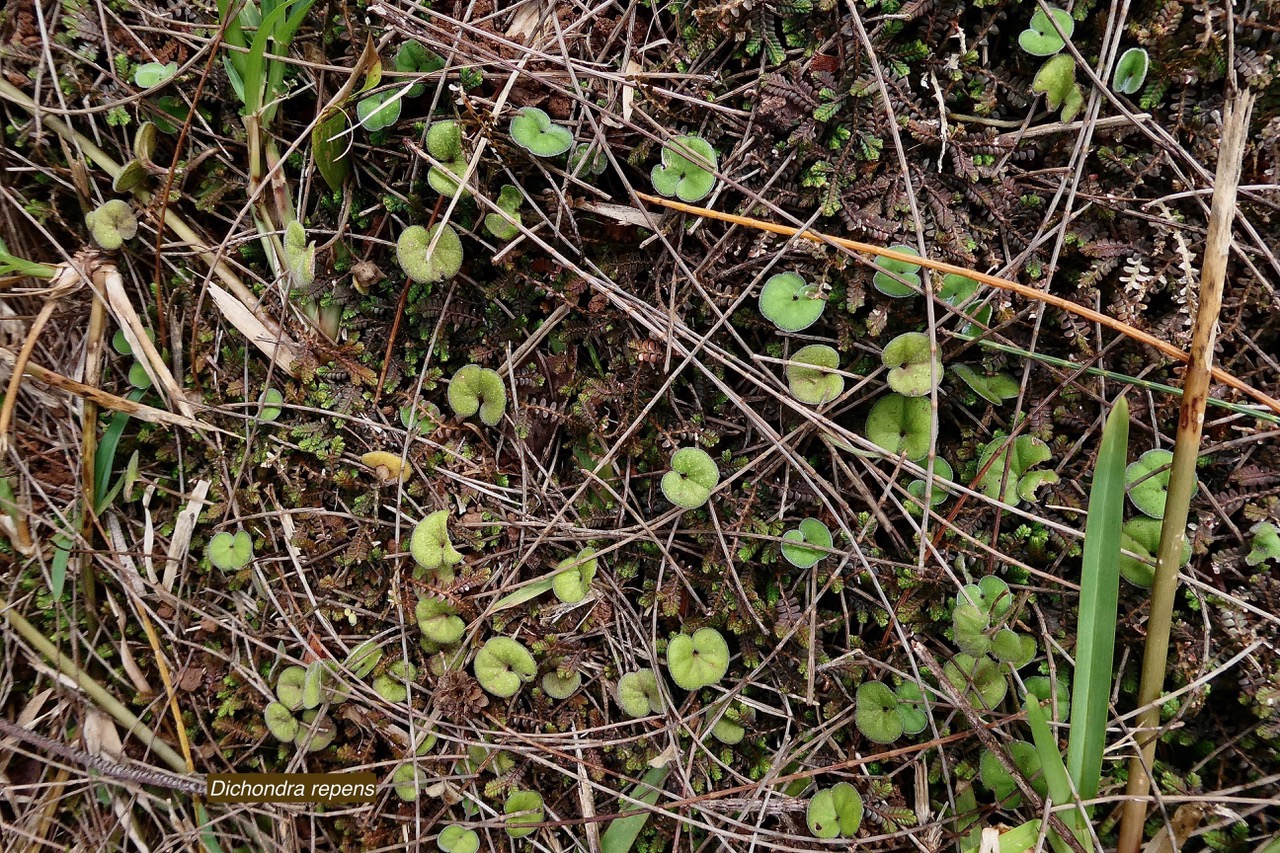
xmin=0 ymin=0 xmax=1279 ymax=849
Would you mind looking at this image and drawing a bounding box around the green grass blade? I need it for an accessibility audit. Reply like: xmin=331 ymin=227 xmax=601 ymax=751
xmin=601 ymin=766 xmax=670 ymax=853
xmin=1025 ymin=695 xmax=1081 ymax=851
xmin=261 ymin=0 xmax=316 ymax=123
xmin=1066 ymin=396 xmax=1128 ymax=805
xmin=242 ymin=0 xmax=296 ymax=116
xmin=489 ymin=576 xmax=556 ymax=612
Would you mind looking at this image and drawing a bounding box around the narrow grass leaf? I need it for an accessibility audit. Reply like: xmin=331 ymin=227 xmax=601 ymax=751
xmin=1066 ymin=396 xmax=1128 ymax=806
xmin=489 ymin=576 xmax=556 ymax=612
xmin=601 ymin=766 xmax=670 ymax=853
xmin=1025 ymin=695 xmax=1081 ymax=851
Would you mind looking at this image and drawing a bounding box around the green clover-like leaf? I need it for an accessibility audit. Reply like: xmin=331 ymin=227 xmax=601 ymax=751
xmin=264 ymin=702 xmax=299 ymax=742
xmin=1018 ymin=5 xmax=1074 ymax=56
xmin=258 ymin=387 xmax=284 ymax=422
xmin=437 ymin=825 xmax=480 ymax=853
xmin=410 ymin=510 xmax=463 ymax=576
xmin=780 ymin=517 xmax=833 ymax=568
xmin=396 ymin=223 xmax=464 ymax=283
xmin=651 ymin=134 xmax=718 ymax=202
xmin=806 ymin=782 xmax=863 ymax=838
xmin=758 ymin=272 xmax=825 ymax=332
xmin=85 ymin=199 xmax=138 ymax=250
xmin=509 ymin=106 xmax=573 ymax=157
xmin=1112 ymin=47 xmax=1149 ymax=94
xmin=416 ymin=595 xmax=466 ymax=645
xmin=907 ymin=457 xmax=954 ymax=512
xmin=392 ymin=763 xmax=427 ymax=802
xmin=447 ymin=364 xmax=506 ymax=426
xmin=661 ymin=446 xmax=720 ymax=509
xmin=294 ymin=709 xmax=336 ymax=752
xmin=428 ymin=160 xmax=469 ymax=199
xmin=134 ymin=61 xmax=178 ymax=89
xmin=1032 ymin=54 xmax=1084 ymax=123
xmin=207 ymin=530 xmax=253 ymax=571
xmin=356 ymin=90 xmax=403 ymax=131
xmin=275 ymin=665 xmax=307 ymax=711
xmin=1126 ymin=448 xmax=1194 ymax=519
xmin=1247 ymin=521 xmax=1280 ymax=567
xmin=667 ymin=627 xmax=729 ymax=690
xmin=474 ymin=636 xmax=537 ymax=698
xmin=865 ymin=394 xmax=933 ymax=462
xmin=786 ymin=344 xmax=844 ymax=405
xmin=855 ymin=680 xmax=905 ymax=744
xmin=484 ymin=184 xmax=523 ymax=240
xmin=872 ymin=246 xmax=922 ymax=297
xmin=882 ymin=332 xmax=943 ymax=397
xmin=894 ymin=681 xmax=930 ymax=735
xmin=617 ymin=668 xmax=664 ymax=717
xmin=552 ymin=546 xmax=597 ymax=603
xmin=1119 ymin=516 xmax=1189 ymax=586
xmin=568 ymin=142 xmax=607 ymax=176
xmin=979 ymin=741 xmax=1045 ymax=807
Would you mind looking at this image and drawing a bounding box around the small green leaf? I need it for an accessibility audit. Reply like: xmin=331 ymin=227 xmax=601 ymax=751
xmin=786 ymin=344 xmax=844 ymax=405
xmin=259 ymin=387 xmax=284 ymax=422
xmin=409 ymin=510 xmax=463 ymax=575
xmin=85 ymin=200 xmax=138 ymax=250
xmin=1018 ymin=6 xmax=1074 ymax=56
xmin=207 ymin=530 xmax=253 ymax=571
xmin=650 ymin=134 xmax=718 ymax=202
xmin=509 ymin=106 xmax=573 ymax=157
xmin=312 ymin=109 xmax=351 ymax=190
xmin=952 ymin=364 xmax=1020 ymax=405
xmin=447 ymin=364 xmax=506 ymax=426
xmin=356 ymin=90 xmax=403 ymax=131
xmin=474 ymin=637 xmax=537 ymax=698
xmin=943 ymin=653 xmax=1007 ymax=709
xmin=1112 ymin=47 xmax=1149 ymax=94
xmin=396 ymin=223 xmax=464 ymax=284
xmin=865 ymin=394 xmax=933 ymax=462
xmin=666 ymin=628 xmax=729 ymax=690
xmin=437 ymin=825 xmax=479 ymax=853
xmin=873 ymin=246 xmax=922 ymax=297
xmin=1119 ymin=516 xmax=1189 ymax=586
xmin=552 ymin=546 xmax=597 ymax=603
xmin=1032 ymin=54 xmax=1085 ymax=123
xmin=855 ymin=680 xmax=905 ymax=744
xmin=1246 ymin=521 xmax=1280 ymax=567
xmin=661 ymin=446 xmax=719 ymax=509
xmin=134 ymin=62 xmax=178 ymax=88
xmin=780 ymin=517 xmax=833 ymax=568
xmin=393 ymin=40 xmax=443 ymax=98
xmin=1126 ymin=448 xmax=1194 ymax=519
xmin=758 ymin=272 xmax=825 ymax=332
xmin=617 ymin=669 xmax=664 ymax=717
xmin=415 ymin=596 xmax=465 ymax=644
xmin=882 ymin=332 xmax=943 ymax=397
xmin=504 ymin=790 xmax=544 ymax=838
xmin=541 ymin=668 xmax=581 ymax=699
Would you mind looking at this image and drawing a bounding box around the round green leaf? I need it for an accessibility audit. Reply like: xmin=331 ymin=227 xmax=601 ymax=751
xmin=437 ymin=825 xmax=479 ymax=853
xmin=356 ymin=91 xmax=403 ymax=131
xmin=392 ymin=763 xmax=426 ymax=801
xmin=447 ymin=364 xmax=506 ymax=426
xmin=667 ymin=627 xmax=729 ymax=690
xmin=294 ymin=709 xmax=335 ymax=752
xmin=396 ymin=223 xmax=464 ymax=284
xmin=1019 ymin=6 xmax=1074 ymax=56
xmin=1024 ymin=676 xmax=1071 ymax=723
xmin=907 ymin=457 xmax=954 ymax=511
xmin=872 ymin=246 xmax=921 ymax=297
xmin=393 ymin=40 xmax=444 ymax=98
xmin=758 ymin=272 xmax=825 ymax=332
xmin=344 ymin=640 xmax=383 ymax=679
xmin=372 ymin=660 xmax=417 ymax=703
xmin=1126 ymin=448 xmax=1194 ymax=520
xmin=865 ymin=394 xmax=933 ymax=462
xmin=207 ymin=530 xmax=253 ymax=571
xmin=1112 ymin=47 xmax=1149 ymax=94
xmin=1247 ymin=521 xmax=1280 ymax=567
xmin=1119 ymin=516 xmax=1189 ymax=586
xmin=952 ymin=364 xmax=1019 ymax=405
xmin=943 ymin=653 xmax=1007 ymax=709
xmin=807 ymin=782 xmax=862 ymax=838
xmin=786 ymin=344 xmax=844 ymax=405
xmin=264 ymin=702 xmax=299 ymax=742
xmin=275 ymin=665 xmax=307 ymax=711
xmin=661 ymin=446 xmax=720 ymax=509
xmin=650 ymin=134 xmax=718 ymax=202
xmin=258 ymin=387 xmax=284 ymax=422
xmin=474 ymin=637 xmax=537 ymax=698
xmin=855 ymin=680 xmax=904 ymax=744
xmin=134 ymin=61 xmax=178 ymax=88
xmin=780 ymin=517 xmax=833 ymax=568
xmin=882 ymin=332 xmax=944 ymax=397
xmin=617 ymin=668 xmax=663 ymax=717
xmin=504 ymin=790 xmax=544 ymax=838
xmin=410 ymin=510 xmax=463 ymax=573
xmin=552 ymin=546 xmax=597 ymax=603
xmin=541 ymin=668 xmax=581 ymax=699
xmin=85 ymin=199 xmax=137 ymax=251
xmin=509 ymin=107 xmax=573 ymax=157
xmin=416 ymin=596 xmax=465 ymax=645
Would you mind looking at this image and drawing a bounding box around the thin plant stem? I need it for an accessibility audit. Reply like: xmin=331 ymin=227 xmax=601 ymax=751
xmin=1116 ymin=91 xmax=1254 ymax=853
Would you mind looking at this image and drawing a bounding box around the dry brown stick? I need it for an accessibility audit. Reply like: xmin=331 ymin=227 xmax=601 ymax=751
xmin=1115 ymin=91 xmax=1255 ymax=853
xmin=79 ymin=282 xmax=107 ymax=626
xmin=634 ymin=192 xmax=1280 ymax=419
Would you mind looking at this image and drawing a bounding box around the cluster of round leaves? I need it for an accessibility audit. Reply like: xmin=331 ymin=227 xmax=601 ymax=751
xmin=854 ymin=680 xmax=929 ymax=744
xmin=1117 ymin=449 xmax=1198 ymax=586
xmin=615 ymin=627 xmax=731 ymax=718
xmin=207 ymin=529 xmax=254 ymax=572
xmin=977 ymin=434 xmax=1059 ymax=506
xmin=952 ymin=576 xmax=1036 ymax=668
xmin=263 ymin=663 xmax=338 ymax=752
xmin=425 ymin=120 xmax=469 ymax=200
